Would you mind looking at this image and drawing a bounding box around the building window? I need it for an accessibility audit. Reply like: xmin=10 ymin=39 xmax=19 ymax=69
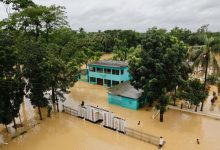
xmin=104 ymin=68 xmax=111 ymax=74
xmin=112 ymin=69 xmax=119 ymax=75
xmin=97 ymin=68 xmax=103 ymax=73
xmin=90 ymin=77 xmax=96 ymax=82
xmin=112 ymin=81 xmax=119 ymax=86
xmin=104 ymin=79 xmax=111 ymax=87
xmin=89 ymin=67 xmax=95 ymax=72
xmin=121 ymin=70 xmax=124 ymax=75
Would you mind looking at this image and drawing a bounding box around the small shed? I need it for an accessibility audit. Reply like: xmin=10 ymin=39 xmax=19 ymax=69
xmin=108 ymin=81 xmax=147 ymax=110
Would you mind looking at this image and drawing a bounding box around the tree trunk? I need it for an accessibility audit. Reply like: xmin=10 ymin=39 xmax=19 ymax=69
xmin=56 ymin=93 xmax=59 ymax=112
xmin=35 ymin=24 xmax=39 ymax=42
xmin=200 ymin=100 xmax=204 ymax=111
xmin=5 ymin=124 xmax=9 ymax=133
xmin=52 ymin=86 xmax=55 ymax=104
xmin=148 ymin=99 xmax=153 ymax=107
xmin=174 ymin=87 xmax=177 ymax=105
xmin=56 ymin=102 xmax=59 ymax=112
xmin=46 ymin=27 xmax=49 ymax=43
xmin=38 ymin=106 xmax=43 ymax=120
xmin=86 ymin=63 xmax=89 ymax=82
xmin=160 ymin=113 xmax=163 ymax=122
xmin=18 ymin=113 xmax=22 ymax=126
xmin=52 ymin=86 xmax=57 ymax=111
xmin=195 ymin=105 xmax=198 ymax=112
xmin=13 ymin=118 xmax=17 ymax=131
xmin=201 ymin=52 xmax=209 ymax=111
xmin=190 ymin=101 xmax=193 ymax=109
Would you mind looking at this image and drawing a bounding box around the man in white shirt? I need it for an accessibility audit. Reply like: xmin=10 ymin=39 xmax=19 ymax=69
xmin=159 ymin=136 xmax=164 ymax=149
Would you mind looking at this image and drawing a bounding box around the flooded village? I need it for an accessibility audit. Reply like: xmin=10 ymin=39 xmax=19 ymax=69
xmin=1 ymin=53 xmax=220 ymax=150
xmin=1 ymin=0 xmax=220 ymax=150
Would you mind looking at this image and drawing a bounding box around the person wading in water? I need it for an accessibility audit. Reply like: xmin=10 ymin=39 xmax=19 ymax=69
xmin=197 ymin=139 xmax=200 ymax=144
xmin=158 ymin=136 xmax=164 ymax=149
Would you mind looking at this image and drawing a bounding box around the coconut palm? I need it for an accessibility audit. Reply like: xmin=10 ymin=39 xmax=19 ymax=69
xmin=188 ymin=35 xmax=220 ymax=111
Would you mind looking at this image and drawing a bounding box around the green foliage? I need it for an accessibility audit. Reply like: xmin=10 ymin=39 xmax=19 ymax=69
xmin=23 ymin=42 xmax=50 ymax=109
xmin=206 ymin=75 xmax=218 ymax=85
xmin=0 ymin=0 xmax=35 ymax=10
xmin=129 ymin=28 xmax=187 ymax=99
xmin=170 ymin=27 xmax=192 ymax=44
xmin=0 ymin=29 xmax=25 ymax=126
xmin=90 ymin=30 xmax=141 ymax=53
xmin=129 ymin=28 xmax=188 ymax=121
xmin=113 ymin=39 xmax=129 ymax=61
xmin=179 ymin=79 xmax=208 ymax=108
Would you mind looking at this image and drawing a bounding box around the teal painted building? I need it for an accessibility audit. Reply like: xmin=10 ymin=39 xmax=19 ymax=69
xmin=87 ymin=60 xmax=130 ymax=87
xmin=108 ymin=81 xmax=147 ymax=110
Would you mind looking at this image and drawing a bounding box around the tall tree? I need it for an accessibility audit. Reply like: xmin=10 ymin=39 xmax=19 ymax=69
xmin=172 ymin=61 xmax=192 ymax=105
xmin=46 ymin=28 xmax=82 ymax=111
xmin=9 ymin=5 xmax=75 ymax=114
xmin=23 ymin=41 xmax=50 ymax=120
xmin=129 ymin=28 xmax=187 ymax=122
xmin=0 ymin=28 xmax=25 ymax=130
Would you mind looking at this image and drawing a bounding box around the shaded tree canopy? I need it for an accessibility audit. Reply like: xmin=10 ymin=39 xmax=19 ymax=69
xmin=0 ymin=28 xmax=25 ymax=126
xmin=179 ymin=79 xmax=208 ymax=111
xmin=129 ymin=28 xmax=188 ymax=99
xmin=128 ymin=28 xmax=188 ymax=121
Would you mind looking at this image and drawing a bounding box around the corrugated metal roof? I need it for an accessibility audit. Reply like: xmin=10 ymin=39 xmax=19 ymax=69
xmin=89 ymin=60 xmax=128 ymax=68
xmin=108 ymin=81 xmax=143 ymax=100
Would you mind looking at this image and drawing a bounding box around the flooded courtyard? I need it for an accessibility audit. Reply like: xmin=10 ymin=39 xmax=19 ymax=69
xmin=1 ymin=81 xmax=220 ymax=150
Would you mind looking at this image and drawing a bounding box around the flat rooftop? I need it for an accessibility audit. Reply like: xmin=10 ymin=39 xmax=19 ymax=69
xmin=89 ymin=60 xmax=128 ymax=68
xmin=108 ymin=81 xmax=143 ymax=100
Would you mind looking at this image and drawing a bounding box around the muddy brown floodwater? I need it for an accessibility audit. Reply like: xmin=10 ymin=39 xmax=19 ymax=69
xmin=0 ymin=114 xmax=154 ymax=150
xmin=1 ymin=81 xmax=220 ymax=150
xmin=68 ymin=81 xmax=220 ymax=150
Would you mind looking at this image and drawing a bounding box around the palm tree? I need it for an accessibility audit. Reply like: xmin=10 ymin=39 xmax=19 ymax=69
xmin=188 ymin=35 xmax=220 ymax=111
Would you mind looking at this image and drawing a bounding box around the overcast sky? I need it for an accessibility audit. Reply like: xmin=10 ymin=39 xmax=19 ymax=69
xmin=0 ymin=0 xmax=220 ymax=32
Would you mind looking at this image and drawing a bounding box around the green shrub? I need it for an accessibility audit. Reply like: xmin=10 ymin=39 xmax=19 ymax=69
xmin=206 ymin=75 xmax=218 ymax=85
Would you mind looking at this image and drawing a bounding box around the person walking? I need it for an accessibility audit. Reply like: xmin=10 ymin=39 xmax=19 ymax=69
xmin=159 ymin=136 xmax=164 ymax=149
xmin=81 ymin=100 xmax=84 ymax=106
xmin=197 ymin=139 xmax=200 ymax=144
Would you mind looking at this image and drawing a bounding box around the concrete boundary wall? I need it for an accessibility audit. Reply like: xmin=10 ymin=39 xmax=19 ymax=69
xmin=62 ymin=105 xmax=161 ymax=147
xmin=168 ymin=105 xmax=220 ymax=120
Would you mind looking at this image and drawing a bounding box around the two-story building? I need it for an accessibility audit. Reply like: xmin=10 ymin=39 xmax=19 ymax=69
xmin=87 ymin=60 xmax=130 ymax=87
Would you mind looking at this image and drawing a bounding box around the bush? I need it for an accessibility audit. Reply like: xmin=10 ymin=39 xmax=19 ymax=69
xmin=206 ymin=75 xmax=218 ymax=85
